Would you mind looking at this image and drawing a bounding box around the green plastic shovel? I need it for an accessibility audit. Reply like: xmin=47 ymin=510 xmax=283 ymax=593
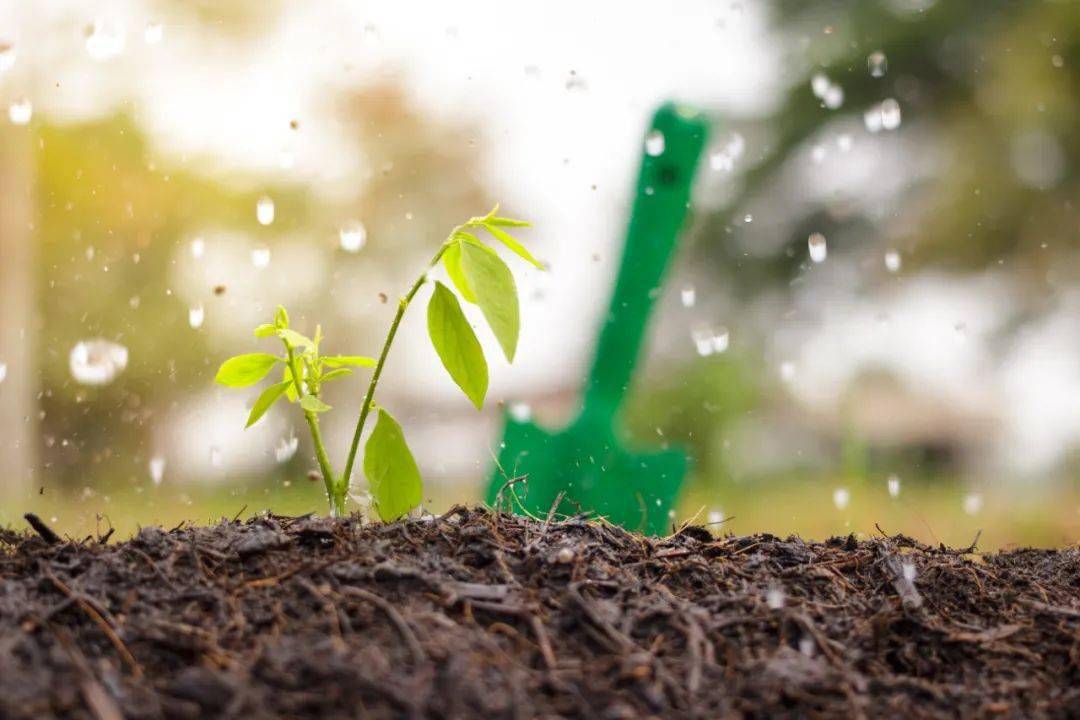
xmin=485 ymin=102 xmax=708 ymax=535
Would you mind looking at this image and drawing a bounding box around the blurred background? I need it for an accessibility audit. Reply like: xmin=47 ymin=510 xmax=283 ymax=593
xmin=0 ymin=0 xmax=1077 ymax=547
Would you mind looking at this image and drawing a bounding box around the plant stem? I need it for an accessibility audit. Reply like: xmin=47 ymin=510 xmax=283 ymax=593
xmin=340 ymin=246 xmax=448 ymax=491
xmin=286 ymin=347 xmax=339 ymax=514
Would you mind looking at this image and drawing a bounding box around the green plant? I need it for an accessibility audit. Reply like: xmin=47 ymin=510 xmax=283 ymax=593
xmin=215 ymin=207 xmax=539 ymax=520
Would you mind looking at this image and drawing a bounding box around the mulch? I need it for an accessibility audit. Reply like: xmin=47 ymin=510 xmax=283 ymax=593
xmin=1 ymin=507 xmax=1077 ymax=719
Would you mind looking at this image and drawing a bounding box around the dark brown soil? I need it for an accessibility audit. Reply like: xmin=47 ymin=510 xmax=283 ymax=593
xmin=1 ymin=509 xmax=1077 ymax=720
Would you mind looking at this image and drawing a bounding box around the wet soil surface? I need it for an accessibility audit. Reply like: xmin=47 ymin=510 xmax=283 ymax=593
xmin=1 ymin=508 xmax=1077 ymax=719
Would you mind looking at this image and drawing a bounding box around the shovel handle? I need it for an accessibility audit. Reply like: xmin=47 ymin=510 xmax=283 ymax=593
xmin=581 ymin=103 xmax=708 ymax=421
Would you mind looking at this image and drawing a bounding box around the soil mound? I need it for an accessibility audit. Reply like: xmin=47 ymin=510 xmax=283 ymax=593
xmin=1 ymin=508 xmax=1077 ymax=718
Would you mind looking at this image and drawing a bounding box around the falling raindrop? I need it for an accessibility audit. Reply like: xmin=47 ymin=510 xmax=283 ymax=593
xmin=509 ymin=402 xmax=532 ymax=423
xmin=902 ymin=561 xmax=917 ymax=581
xmin=780 ymin=361 xmax=796 ymax=383
xmin=867 ymin=50 xmax=888 ymax=77
xmin=680 ymin=285 xmax=696 ymax=308
xmin=69 ymin=339 xmax=129 ymax=386
xmin=84 ymin=19 xmax=126 ymax=61
xmin=810 ymin=72 xmax=830 ymax=98
xmin=808 ymin=233 xmax=828 ymax=263
xmin=251 ymin=246 xmax=271 ymax=269
xmin=0 ymin=361 xmax=6 ymax=384
xmin=880 ymin=99 xmax=902 ymax=130
xmin=884 ymin=249 xmax=902 ymax=273
xmin=887 ymin=474 xmax=901 ymax=497
xmin=707 ymin=509 xmax=724 ymax=525
xmin=339 ymin=221 xmax=367 ymax=253
xmin=190 ymin=237 xmax=205 ymax=259
xmin=863 ymin=106 xmax=884 ymax=133
xmin=766 ymin=585 xmax=786 ymax=609
xmin=822 ymin=83 xmax=844 ymax=109
xmin=210 ymin=446 xmax=223 ymax=468
xmin=144 ymin=22 xmax=163 ymax=45
xmin=962 ymin=493 xmax=983 ymax=515
xmin=709 ymin=132 xmax=745 ymax=172
xmin=149 ymin=456 xmax=166 ymax=485
xmin=743 ymin=213 xmax=753 ymax=223
xmin=0 ymin=44 xmax=15 ymax=73
xmin=644 ymin=129 xmax=665 ymax=157
xmin=833 ymin=487 xmax=850 ymax=510
xmin=799 ymin=636 xmax=816 ymax=657
xmin=837 ymin=133 xmax=853 ymax=152
xmin=275 ymin=435 xmax=299 ymax=463
xmin=8 ymin=98 xmax=31 ymax=125
xmin=188 ymin=304 xmax=205 ymax=329
xmin=256 ymin=196 xmax=275 ymax=225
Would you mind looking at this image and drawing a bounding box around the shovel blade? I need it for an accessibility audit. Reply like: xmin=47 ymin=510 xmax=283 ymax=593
xmin=487 ymin=415 xmax=688 ymax=536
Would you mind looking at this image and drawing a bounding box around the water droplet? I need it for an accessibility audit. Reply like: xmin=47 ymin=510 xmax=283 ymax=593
xmin=743 ymin=213 xmax=753 ymax=223
xmin=190 ymin=237 xmax=205 ymax=259
xmin=144 ymin=22 xmax=163 ymax=45
xmin=867 ymin=50 xmax=888 ymax=78
xmin=811 ymin=144 xmax=827 ymax=163
xmin=69 ymin=339 xmax=129 ymax=386
xmin=832 ymin=487 xmax=850 ymax=510
xmin=251 ymin=246 xmax=271 ymax=269
xmin=902 ymin=561 xmax=917 ymax=581
xmin=508 ymin=402 xmax=532 ymax=422
xmin=707 ymin=509 xmax=724 ymax=525
xmin=962 ymin=493 xmax=983 ymax=515
xmin=275 ymin=435 xmax=299 ymax=463
xmin=780 ymin=361 xmax=796 ymax=383
xmin=680 ymin=285 xmax=696 ymax=308
xmin=808 ymin=233 xmax=827 ymax=263
xmin=0 ymin=44 xmax=16 ymax=74
xmin=256 ymin=196 xmax=275 ymax=225
xmin=884 ymin=249 xmax=902 ymax=273
xmin=339 ymin=221 xmax=367 ymax=253
xmin=822 ymin=83 xmax=844 ymax=109
xmin=887 ymin=474 xmax=901 ymax=497
xmin=644 ymin=129 xmax=665 ymax=157
xmin=149 ymin=456 xmax=166 ymax=485
xmin=709 ymin=132 xmax=745 ymax=172
xmin=810 ymin=72 xmax=830 ymax=98
xmin=837 ymin=133 xmax=853 ymax=152
xmin=863 ymin=106 xmax=884 ymax=133
xmin=0 ymin=361 xmax=6 ymax=383
xmin=766 ymin=585 xmax=786 ymax=609
xmin=188 ymin=304 xmax=205 ymax=329
xmin=84 ymin=19 xmax=126 ymax=61
xmin=1051 ymin=54 xmax=1064 ymax=68
xmin=880 ymin=98 xmax=902 ymax=130
xmin=8 ymin=98 xmax=31 ymax=125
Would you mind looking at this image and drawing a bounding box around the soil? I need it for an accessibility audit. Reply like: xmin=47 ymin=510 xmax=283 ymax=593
xmin=1 ymin=509 xmax=1077 ymax=720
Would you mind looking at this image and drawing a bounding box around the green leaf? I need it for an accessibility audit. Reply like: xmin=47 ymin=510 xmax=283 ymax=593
xmin=427 ymin=281 xmax=488 ymax=409
xmin=283 ymin=365 xmax=298 ymax=402
xmin=460 ymin=241 xmax=520 ymax=362
xmin=483 ymin=224 xmax=543 ymax=269
xmin=442 ymin=240 xmax=477 ymax=303
xmin=364 ymin=409 xmax=422 ymax=522
xmin=277 ymin=328 xmax=313 ymax=350
xmin=274 ymin=306 xmax=289 ymax=329
xmin=215 ymin=353 xmax=281 ymax=387
xmin=300 ymin=395 xmax=332 ymax=413
xmin=322 ymin=355 xmax=376 ymax=368
xmin=320 ymin=368 xmax=353 ymax=382
xmin=246 ymin=379 xmax=292 ymax=428
xmin=254 ymin=323 xmax=277 ymax=338
xmin=487 ymin=216 xmax=531 ymax=228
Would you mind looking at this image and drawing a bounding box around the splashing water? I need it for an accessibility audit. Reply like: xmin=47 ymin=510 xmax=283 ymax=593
xmin=868 ymin=51 xmax=888 ymax=78
xmin=8 ymin=98 xmax=31 ymax=125
xmin=808 ymin=233 xmax=828 ymax=263
xmin=69 ymin=339 xmax=129 ymax=386
xmin=256 ymin=196 xmax=275 ymax=226
xmin=149 ymin=456 xmax=166 ymax=485
xmin=833 ymin=487 xmax=850 ymax=510
xmin=188 ymin=304 xmax=205 ymax=329
xmin=885 ymin=249 xmax=902 ymax=273
xmin=275 ymin=435 xmax=299 ymax=463
xmin=692 ymin=326 xmax=729 ymax=356
xmin=251 ymin=246 xmax=271 ymax=269
xmin=644 ymin=129 xmax=665 ymax=157
xmin=887 ymin=474 xmax=901 ymax=497
xmin=339 ymin=221 xmax=367 ymax=253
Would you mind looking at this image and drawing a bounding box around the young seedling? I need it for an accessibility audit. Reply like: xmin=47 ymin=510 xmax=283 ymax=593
xmin=215 ymin=206 xmax=540 ymax=520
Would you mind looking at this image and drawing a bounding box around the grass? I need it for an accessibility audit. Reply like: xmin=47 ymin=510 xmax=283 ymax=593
xmin=3 ymin=475 xmax=1076 ymax=549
